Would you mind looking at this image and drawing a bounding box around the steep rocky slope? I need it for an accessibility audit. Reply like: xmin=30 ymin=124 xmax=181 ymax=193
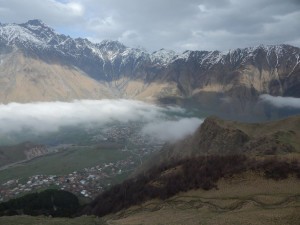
xmin=0 ymin=20 xmax=299 ymax=105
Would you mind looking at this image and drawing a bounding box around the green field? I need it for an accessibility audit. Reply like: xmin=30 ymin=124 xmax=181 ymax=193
xmin=0 ymin=146 xmax=131 ymax=184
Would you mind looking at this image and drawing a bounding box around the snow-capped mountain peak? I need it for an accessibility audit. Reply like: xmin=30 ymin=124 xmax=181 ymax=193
xmin=151 ymin=48 xmax=176 ymax=65
xmin=0 ymin=23 xmax=45 ymax=47
xmin=98 ymin=40 xmax=127 ymax=52
xmin=22 ymin=19 xmax=49 ymax=28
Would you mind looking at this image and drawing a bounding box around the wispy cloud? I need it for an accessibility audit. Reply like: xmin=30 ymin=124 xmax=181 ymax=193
xmin=259 ymin=94 xmax=300 ymax=108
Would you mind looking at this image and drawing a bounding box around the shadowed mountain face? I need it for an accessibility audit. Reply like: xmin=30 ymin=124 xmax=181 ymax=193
xmin=0 ymin=20 xmax=300 ymax=115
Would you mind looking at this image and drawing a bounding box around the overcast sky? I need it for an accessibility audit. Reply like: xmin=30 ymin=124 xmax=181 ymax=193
xmin=0 ymin=0 xmax=299 ymax=52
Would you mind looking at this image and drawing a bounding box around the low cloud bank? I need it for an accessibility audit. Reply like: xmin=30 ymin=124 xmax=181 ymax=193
xmin=0 ymin=99 xmax=202 ymax=142
xmin=259 ymin=94 xmax=300 ymax=109
xmin=142 ymin=118 xmax=203 ymax=142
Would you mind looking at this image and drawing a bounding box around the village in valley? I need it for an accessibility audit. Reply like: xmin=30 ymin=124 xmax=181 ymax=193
xmin=0 ymin=122 xmax=164 ymax=202
xmin=0 ymin=158 xmax=136 ymax=202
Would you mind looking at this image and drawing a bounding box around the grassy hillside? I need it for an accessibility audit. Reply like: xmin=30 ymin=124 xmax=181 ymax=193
xmin=224 ymin=115 xmax=300 ymax=151
xmin=1 ymin=172 xmax=299 ymax=225
xmin=139 ymin=115 xmax=300 ymax=172
xmin=102 ymin=173 xmax=300 ymax=225
xmin=79 ymin=115 xmax=300 ymax=223
xmin=82 ymin=155 xmax=300 ymax=217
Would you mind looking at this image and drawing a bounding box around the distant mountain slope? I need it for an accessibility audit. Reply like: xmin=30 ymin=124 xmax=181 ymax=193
xmin=0 ymin=50 xmax=113 ymax=103
xmin=0 ymin=142 xmax=47 ymax=168
xmin=1 ymin=20 xmax=300 ymax=105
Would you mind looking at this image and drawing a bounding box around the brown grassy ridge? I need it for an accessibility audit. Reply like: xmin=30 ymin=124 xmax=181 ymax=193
xmin=137 ymin=115 xmax=300 ymax=176
xmin=103 ymin=173 xmax=300 ymax=225
xmin=82 ymin=154 xmax=300 ymax=217
xmin=1 ymin=172 xmax=299 ymax=225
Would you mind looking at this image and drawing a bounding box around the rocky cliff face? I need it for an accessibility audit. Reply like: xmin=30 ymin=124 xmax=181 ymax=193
xmin=23 ymin=143 xmax=48 ymax=160
xmin=0 ymin=20 xmax=299 ymax=104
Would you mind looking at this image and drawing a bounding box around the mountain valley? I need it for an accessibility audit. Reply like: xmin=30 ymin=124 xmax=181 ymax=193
xmin=0 ymin=115 xmax=299 ymax=225
xmin=0 ymin=19 xmax=300 ymax=225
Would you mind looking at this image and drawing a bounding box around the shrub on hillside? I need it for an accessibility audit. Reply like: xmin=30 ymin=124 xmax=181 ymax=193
xmin=0 ymin=189 xmax=79 ymax=217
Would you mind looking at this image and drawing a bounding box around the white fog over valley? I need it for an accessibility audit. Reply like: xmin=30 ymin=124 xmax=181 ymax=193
xmin=0 ymin=99 xmax=203 ymax=143
xmin=260 ymin=94 xmax=300 ymax=109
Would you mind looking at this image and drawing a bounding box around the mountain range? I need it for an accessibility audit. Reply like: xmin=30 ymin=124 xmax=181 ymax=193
xmin=1 ymin=19 xmax=300 ymax=225
xmin=1 ymin=19 xmax=299 ymax=110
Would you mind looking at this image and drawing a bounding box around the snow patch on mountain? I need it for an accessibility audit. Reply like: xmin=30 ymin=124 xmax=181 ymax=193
xmin=174 ymin=50 xmax=191 ymax=61
xmin=0 ymin=24 xmax=45 ymax=47
xmin=151 ymin=49 xmax=176 ymax=65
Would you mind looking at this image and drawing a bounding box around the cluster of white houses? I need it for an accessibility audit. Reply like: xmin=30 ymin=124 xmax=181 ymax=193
xmin=0 ymin=157 xmax=136 ymax=202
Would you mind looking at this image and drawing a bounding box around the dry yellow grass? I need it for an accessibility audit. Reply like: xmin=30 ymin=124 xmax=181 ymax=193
xmin=2 ymin=172 xmax=298 ymax=225
xmin=102 ymin=172 xmax=300 ymax=225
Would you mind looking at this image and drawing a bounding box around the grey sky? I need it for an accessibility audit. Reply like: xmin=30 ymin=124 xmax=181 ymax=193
xmin=0 ymin=0 xmax=299 ymax=52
